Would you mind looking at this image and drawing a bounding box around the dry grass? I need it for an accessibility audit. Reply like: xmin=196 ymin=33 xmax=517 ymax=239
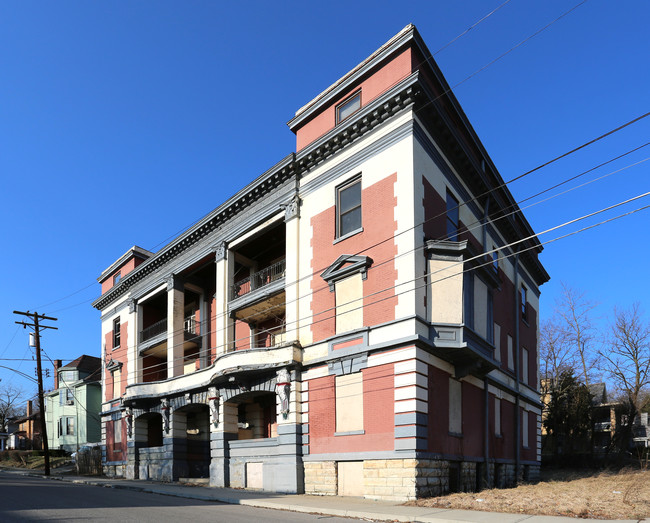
xmin=410 ymin=468 xmax=650 ymax=520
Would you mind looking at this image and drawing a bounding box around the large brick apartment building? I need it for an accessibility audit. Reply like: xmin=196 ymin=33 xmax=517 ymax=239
xmin=93 ymin=25 xmax=548 ymax=500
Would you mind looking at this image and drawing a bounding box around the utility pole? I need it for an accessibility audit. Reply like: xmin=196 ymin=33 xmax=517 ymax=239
xmin=13 ymin=310 xmax=57 ymax=476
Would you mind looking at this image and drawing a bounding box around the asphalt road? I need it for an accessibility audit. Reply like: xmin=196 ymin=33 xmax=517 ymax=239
xmin=0 ymin=472 xmax=354 ymax=522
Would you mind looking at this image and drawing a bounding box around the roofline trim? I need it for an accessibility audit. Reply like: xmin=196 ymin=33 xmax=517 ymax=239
xmin=287 ymin=24 xmax=416 ymax=130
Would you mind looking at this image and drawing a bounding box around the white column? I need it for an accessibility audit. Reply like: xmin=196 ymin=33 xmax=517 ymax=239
xmin=167 ymin=275 xmax=184 ymax=378
xmin=214 ymin=242 xmax=234 ymax=356
xmin=284 ymin=195 xmax=300 ymax=344
xmin=128 ymin=299 xmax=140 ymax=385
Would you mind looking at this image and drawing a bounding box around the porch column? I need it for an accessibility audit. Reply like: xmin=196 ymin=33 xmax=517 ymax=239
xmin=127 ymin=299 xmax=141 ymax=384
xmin=214 ymin=242 xmax=234 ymax=356
xmin=168 ymin=406 xmax=188 ymax=480
xmin=275 ymin=367 xmax=304 ymax=493
xmin=200 ymin=292 xmax=209 ymax=368
xmin=284 ymin=195 xmax=301 ymax=344
xmin=210 ymin=391 xmax=237 ymax=488
xmin=166 ymin=275 xmax=184 ymax=378
xmin=125 ymin=408 xmax=141 ymax=480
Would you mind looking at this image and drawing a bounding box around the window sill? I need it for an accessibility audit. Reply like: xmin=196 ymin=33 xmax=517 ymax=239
xmin=334 ymin=430 xmax=365 ymax=436
xmin=333 ymin=227 xmax=363 ymax=245
xmin=448 ymin=431 xmax=463 ymax=438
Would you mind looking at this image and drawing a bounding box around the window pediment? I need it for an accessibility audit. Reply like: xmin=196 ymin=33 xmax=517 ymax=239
xmin=320 ymin=254 xmax=373 ymax=292
xmin=106 ymin=359 xmax=123 ymax=372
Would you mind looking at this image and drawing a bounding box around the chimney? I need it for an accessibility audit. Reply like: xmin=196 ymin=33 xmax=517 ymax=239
xmin=26 ymin=400 xmax=32 ymax=417
xmin=53 ymin=359 xmax=62 ymax=389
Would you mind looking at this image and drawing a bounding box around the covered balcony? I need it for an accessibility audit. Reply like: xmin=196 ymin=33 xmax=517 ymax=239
xmin=137 ymin=286 xmax=206 ymax=382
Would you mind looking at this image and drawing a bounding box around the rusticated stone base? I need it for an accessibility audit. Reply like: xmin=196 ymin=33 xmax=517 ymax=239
xmin=304 ymin=461 xmax=337 ymax=495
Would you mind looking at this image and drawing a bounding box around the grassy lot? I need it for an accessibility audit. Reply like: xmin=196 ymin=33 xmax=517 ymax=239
xmin=0 ymin=451 xmax=71 ymax=471
xmin=411 ymin=468 xmax=650 ymax=520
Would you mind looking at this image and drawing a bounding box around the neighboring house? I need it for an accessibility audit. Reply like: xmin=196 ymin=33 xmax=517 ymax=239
xmin=0 ymin=432 xmax=8 ymax=451
xmin=632 ymin=412 xmax=650 ymax=448
xmin=8 ymin=401 xmax=41 ymax=450
xmin=44 ymin=355 xmax=102 ymax=452
xmin=93 ymin=25 xmax=548 ymax=500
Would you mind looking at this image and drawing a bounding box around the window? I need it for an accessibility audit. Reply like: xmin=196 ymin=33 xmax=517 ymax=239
xmin=507 ymin=334 xmax=514 ymax=370
xmin=487 ymin=290 xmax=494 ymax=343
xmin=112 ymin=367 xmax=122 ymax=400
xmin=521 ymin=347 xmax=529 ymax=385
xmin=336 ymin=177 xmax=362 ymax=238
xmin=113 ymin=317 xmax=121 ymax=348
xmin=59 ymin=387 xmax=74 ymax=406
xmin=495 ymin=398 xmax=501 ymax=436
xmin=336 ymin=91 xmax=361 ymax=123
xmin=113 ymin=419 xmax=122 ymax=444
xmin=492 ymin=247 xmax=499 ymax=271
xmin=494 ymin=323 xmax=501 ymax=362
xmin=522 ymin=410 xmax=529 ymax=448
xmin=446 ymin=190 xmax=460 ymax=241
xmin=335 ymin=373 xmax=364 ymax=433
xmin=335 ymin=274 xmax=363 ymax=334
xmin=60 ymin=370 xmax=76 ymax=383
xmin=520 ymin=285 xmax=527 ymax=321
xmin=59 ymin=416 xmax=74 ymax=436
xmin=449 ymin=378 xmax=462 ymax=434
xmin=113 ymin=271 xmax=121 ymax=285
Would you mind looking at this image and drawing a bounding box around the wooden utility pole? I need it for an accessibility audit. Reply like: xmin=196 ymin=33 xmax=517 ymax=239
xmin=13 ymin=310 xmax=57 ymax=476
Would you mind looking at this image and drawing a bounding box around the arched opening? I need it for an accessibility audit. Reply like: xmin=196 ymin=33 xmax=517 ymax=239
xmin=174 ymin=404 xmax=210 ymax=478
xmin=230 ymin=391 xmax=277 ymax=440
xmin=134 ymin=412 xmax=163 ymax=448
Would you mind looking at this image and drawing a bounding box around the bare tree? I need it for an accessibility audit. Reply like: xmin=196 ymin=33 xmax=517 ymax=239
xmin=0 ymin=384 xmax=26 ymax=431
xmin=540 ymin=318 xmax=576 ymax=385
xmin=599 ymin=303 xmax=650 ymax=417
xmin=556 ymin=283 xmax=598 ymax=386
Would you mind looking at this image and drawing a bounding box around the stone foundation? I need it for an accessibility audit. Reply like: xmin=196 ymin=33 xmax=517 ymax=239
xmin=304 ymin=461 xmax=337 ymax=495
xmin=494 ymin=462 xmax=517 ymax=488
xmin=103 ymin=462 xmax=126 ymax=478
xmin=305 ymin=458 xmax=533 ymax=501
xmin=364 ymin=458 xmax=418 ymax=501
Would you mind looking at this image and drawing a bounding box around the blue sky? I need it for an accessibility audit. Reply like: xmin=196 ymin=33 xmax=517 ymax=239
xmin=1 ymin=1 xmax=648 ymax=394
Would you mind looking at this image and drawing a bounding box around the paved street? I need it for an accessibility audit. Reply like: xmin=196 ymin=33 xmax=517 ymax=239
xmin=0 ymin=472 xmax=353 ymax=522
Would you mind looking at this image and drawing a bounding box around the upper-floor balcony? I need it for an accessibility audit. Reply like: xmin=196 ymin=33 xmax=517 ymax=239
xmin=231 ymin=258 xmax=286 ymax=300
xmin=138 ymin=314 xmax=201 ymax=353
xmin=229 ymin=258 xmax=286 ymax=319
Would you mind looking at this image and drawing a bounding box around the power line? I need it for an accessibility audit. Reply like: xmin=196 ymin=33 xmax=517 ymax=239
xmin=58 ymin=148 xmax=650 ymax=375
xmin=113 ymin=190 xmax=650 ymax=381
xmin=36 ymin=2 xmax=600 ymax=314
xmin=51 ymin=148 xmax=650 ymax=388
xmin=431 ymin=0 xmax=513 ymax=56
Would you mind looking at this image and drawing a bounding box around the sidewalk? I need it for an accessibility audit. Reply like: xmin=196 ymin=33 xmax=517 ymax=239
xmin=5 ymin=467 xmax=643 ymax=523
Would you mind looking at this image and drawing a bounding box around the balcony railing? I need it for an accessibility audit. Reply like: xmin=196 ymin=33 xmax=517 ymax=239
xmin=231 ymin=259 xmax=286 ymax=300
xmin=139 ymin=318 xmax=167 ymax=343
xmin=184 ymin=314 xmax=200 ymax=337
xmin=139 ymin=315 xmax=199 ymax=343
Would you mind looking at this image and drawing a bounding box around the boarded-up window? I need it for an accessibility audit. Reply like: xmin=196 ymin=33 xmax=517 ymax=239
xmin=335 ymin=373 xmax=363 ymax=432
xmin=114 ymin=419 xmax=122 ymax=444
xmin=521 ymin=347 xmax=529 ymax=385
xmin=522 ymin=410 xmax=529 ymax=448
xmin=495 ymin=398 xmax=501 ymax=436
xmin=449 ymin=379 xmax=462 ymax=434
xmin=335 ymin=274 xmax=363 ymax=334
xmin=494 ymin=323 xmax=501 ymax=362
xmin=112 ymin=367 xmax=121 ymax=399
xmin=507 ymin=335 xmax=514 ymax=370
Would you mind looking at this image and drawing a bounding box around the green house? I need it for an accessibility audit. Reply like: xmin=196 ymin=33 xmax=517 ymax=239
xmin=44 ymin=355 xmax=101 ymax=452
